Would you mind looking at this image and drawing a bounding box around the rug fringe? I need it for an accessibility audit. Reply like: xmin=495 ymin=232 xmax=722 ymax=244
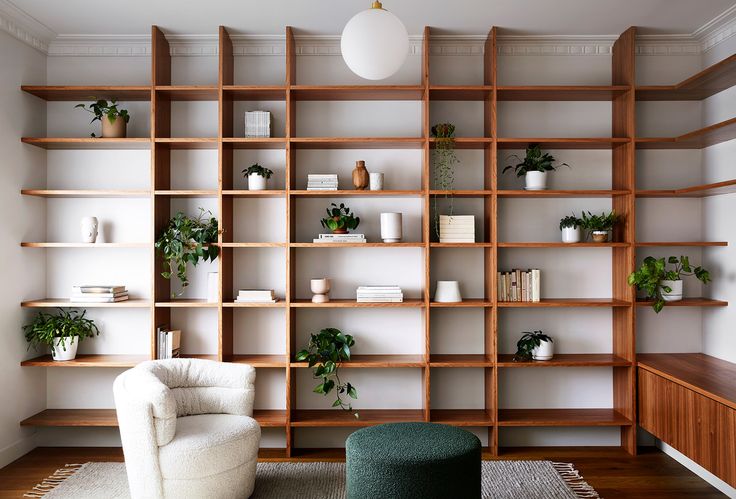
xmin=23 ymin=463 xmax=86 ymax=498
xmin=552 ymin=462 xmax=600 ymax=499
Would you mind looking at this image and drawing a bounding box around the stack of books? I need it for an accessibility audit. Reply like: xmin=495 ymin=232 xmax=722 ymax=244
xmin=439 ymin=215 xmax=475 ymax=243
xmin=156 ymin=325 xmax=181 ymax=360
xmin=235 ymin=289 xmax=278 ymax=303
xmin=313 ymin=233 xmax=366 ymax=244
xmin=356 ymin=285 xmax=403 ymax=303
xmin=71 ymin=285 xmax=128 ymax=303
xmin=497 ymin=269 xmax=541 ymax=302
xmin=307 ymin=174 xmax=338 ymax=190
xmin=244 ymin=111 xmax=271 ymax=138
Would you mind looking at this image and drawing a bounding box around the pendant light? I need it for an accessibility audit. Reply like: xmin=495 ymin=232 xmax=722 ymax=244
xmin=341 ymin=1 xmax=409 ymax=80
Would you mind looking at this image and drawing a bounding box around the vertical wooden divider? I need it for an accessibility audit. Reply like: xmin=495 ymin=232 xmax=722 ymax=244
xmin=422 ymin=26 xmax=432 ymax=423
xmin=611 ymin=26 xmax=637 ymax=456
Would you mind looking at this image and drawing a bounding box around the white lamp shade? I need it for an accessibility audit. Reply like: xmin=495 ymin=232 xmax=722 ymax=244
xmin=341 ymin=7 xmax=409 ymax=80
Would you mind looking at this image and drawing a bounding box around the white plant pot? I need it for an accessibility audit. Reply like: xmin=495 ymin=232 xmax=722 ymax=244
xmin=52 ymin=336 xmax=79 ymax=361
xmin=561 ymin=226 xmax=581 ymax=244
xmin=207 ymin=272 xmax=219 ymax=303
xmin=80 ymin=216 xmax=99 ymax=243
xmin=369 ymin=172 xmax=384 ymax=191
xmin=248 ymin=173 xmax=267 ymax=191
xmin=524 ymin=171 xmax=548 ymax=191
xmin=380 ymin=212 xmax=403 ymax=243
xmin=311 ymin=278 xmax=331 ymax=303
xmin=434 ymin=280 xmax=462 ymax=303
xmin=532 ymin=339 xmax=554 ymax=361
xmin=660 ymin=279 xmax=683 ymax=302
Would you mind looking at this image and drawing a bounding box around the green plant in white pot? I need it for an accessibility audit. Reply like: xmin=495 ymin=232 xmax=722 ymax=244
xmin=23 ymin=309 xmax=99 ymax=361
xmin=242 ymin=163 xmax=273 ymax=191
xmin=75 ymin=99 xmax=130 ymax=138
xmin=513 ymin=330 xmax=554 ymax=361
xmin=581 ymin=210 xmax=619 ymax=243
xmin=628 ymin=256 xmax=711 ymax=313
xmin=559 ymin=214 xmax=583 ymax=243
xmin=503 ymin=143 xmax=570 ymax=191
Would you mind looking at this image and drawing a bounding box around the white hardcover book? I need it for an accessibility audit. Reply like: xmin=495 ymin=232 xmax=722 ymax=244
xmin=532 ymin=269 xmax=541 ymax=302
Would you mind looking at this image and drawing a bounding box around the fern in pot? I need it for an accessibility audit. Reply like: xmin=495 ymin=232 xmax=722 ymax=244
xmin=23 ymin=309 xmax=99 ymax=361
xmin=503 ymin=143 xmax=569 ymax=191
xmin=242 ymin=163 xmax=273 ymax=191
xmin=628 ymin=256 xmax=711 ymax=313
xmin=559 ymin=214 xmax=583 ymax=244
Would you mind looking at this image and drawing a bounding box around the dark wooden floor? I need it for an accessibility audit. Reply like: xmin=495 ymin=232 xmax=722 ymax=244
xmin=0 ymin=446 xmax=725 ymax=498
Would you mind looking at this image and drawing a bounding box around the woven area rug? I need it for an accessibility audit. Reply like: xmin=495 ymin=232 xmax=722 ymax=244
xmin=26 ymin=460 xmax=599 ymax=499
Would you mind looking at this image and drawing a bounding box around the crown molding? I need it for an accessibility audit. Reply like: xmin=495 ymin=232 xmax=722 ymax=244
xmin=0 ymin=0 xmax=53 ymax=53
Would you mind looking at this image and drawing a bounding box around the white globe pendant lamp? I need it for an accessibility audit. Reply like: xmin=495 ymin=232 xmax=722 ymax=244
xmin=341 ymin=1 xmax=409 ymax=80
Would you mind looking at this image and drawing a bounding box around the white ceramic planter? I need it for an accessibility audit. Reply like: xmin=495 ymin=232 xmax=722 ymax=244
xmin=52 ymin=336 xmax=79 ymax=361
xmin=524 ymin=171 xmax=548 ymax=190
xmin=80 ymin=216 xmax=99 ymax=243
xmin=532 ymin=339 xmax=554 ymax=361
xmin=561 ymin=226 xmax=582 ymax=244
xmin=207 ymin=272 xmax=219 ymax=303
xmin=380 ymin=212 xmax=403 ymax=243
xmin=248 ymin=173 xmax=267 ymax=191
xmin=660 ymin=279 xmax=683 ymax=302
xmin=311 ymin=278 xmax=331 ymax=303
xmin=434 ymin=280 xmax=462 ymax=303
xmin=369 ymin=172 xmax=384 ymax=191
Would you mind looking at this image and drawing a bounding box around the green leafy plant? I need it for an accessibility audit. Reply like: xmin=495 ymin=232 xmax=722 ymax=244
xmin=75 ymin=99 xmax=130 ymax=137
xmin=513 ymin=330 xmax=553 ymax=362
xmin=242 ymin=163 xmax=273 ymax=179
xmin=559 ymin=214 xmax=582 ymax=230
xmin=295 ymin=328 xmax=358 ymax=416
xmin=23 ymin=309 xmax=99 ymax=356
xmin=431 ymin=123 xmax=459 ymax=239
xmin=503 ymin=143 xmax=570 ymax=177
xmin=580 ymin=210 xmax=619 ymax=231
xmin=628 ymin=256 xmax=711 ymax=313
xmin=155 ymin=208 xmax=220 ymax=296
xmin=320 ymin=203 xmax=360 ymax=233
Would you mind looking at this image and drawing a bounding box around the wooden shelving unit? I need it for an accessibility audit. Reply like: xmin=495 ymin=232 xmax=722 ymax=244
xmin=18 ymin=24 xmax=734 ymax=459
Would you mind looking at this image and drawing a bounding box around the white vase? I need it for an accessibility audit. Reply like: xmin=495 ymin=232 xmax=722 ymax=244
xmin=248 ymin=173 xmax=267 ymax=191
xmin=369 ymin=172 xmax=384 ymax=191
xmin=311 ymin=278 xmax=331 ymax=303
xmin=80 ymin=216 xmax=99 ymax=243
xmin=207 ymin=272 xmax=219 ymax=303
xmin=561 ymin=226 xmax=581 ymax=244
xmin=380 ymin=213 xmax=403 ymax=243
xmin=434 ymin=280 xmax=462 ymax=303
xmin=532 ymin=339 xmax=554 ymax=361
xmin=52 ymin=336 xmax=79 ymax=361
xmin=660 ymin=279 xmax=683 ymax=302
xmin=524 ymin=171 xmax=548 ymax=190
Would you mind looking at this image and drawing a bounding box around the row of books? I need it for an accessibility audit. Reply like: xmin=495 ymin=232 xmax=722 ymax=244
xmin=70 ymin=285 xmax=128 ymax=303
xmin=498 ymin=269 xmax=541 ymax=302
xmin=313 ymin=233 xmax=366 ymax=244
xmin=307 ymin=173 xmax=338 ymax=191
xmin=156 ymin=325 xmax=181 ymax=360
xmin=357 ymin=285 xmax=403 ymax=303
xmin=439 ymin=215 xmax=475 ymax=243
xmin=236 ymin=289 xmax=278 ymax=303
xmin=244 ymin=111 xmax=271 ymax=138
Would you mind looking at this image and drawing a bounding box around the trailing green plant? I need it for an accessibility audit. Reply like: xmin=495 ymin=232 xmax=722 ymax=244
xmin=628 ymin=256 xmax=711 ymax=313
xmin=295 ymin=327 xmax=358 ymax=416
xmin=155 ymin=208 xmax=220 ymax=296
xmin=503 ymin=143 xmax=569 ymax=177
xmin=580 ymin=210 xmax=618 ymax=232
xmin=559 ymin=214 xmax=583 ymax=230
xmin=431 ymin=123 xmax=459 ymax=239
xmin=242 ymin=163 xmax=273 ymax=179
xmin=320 ymin=203 xmax=360 ymax=233
xmin=513 ymin=330 xmax=553 ymax=362
xmin=23 ymin=308 xmax=99 ymax=356
xmin=75 ymin=99 xmax=130 ymax=137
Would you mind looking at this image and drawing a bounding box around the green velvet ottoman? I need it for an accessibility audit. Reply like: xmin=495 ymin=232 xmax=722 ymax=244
xmin=345 ymin=422 xmax=481 ymax=499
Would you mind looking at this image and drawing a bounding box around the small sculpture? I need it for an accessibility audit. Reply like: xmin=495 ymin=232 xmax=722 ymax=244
xmin=352 ymin=160 xmax=369 ymax=190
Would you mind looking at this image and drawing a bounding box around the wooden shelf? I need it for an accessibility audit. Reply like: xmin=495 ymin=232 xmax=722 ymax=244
xmin=290 ymin=299 xmax=424 ymax=308
xmin=222 ymin=85 xmax=287 ymax=100
xmin=290 ymin=189 xmax=423 ymax=197
xmin=428 ymin=85 xmax=493 ymax=100
xmin=497 ymin=85 xmax=628 ymax=101
xmin=21 ymin=298 xmax=150 ymax=308
xmin=498 ymin=298 xmax=630 ymax=308
xmin=21 ymin=137 xmax=151 ymax=149
xmin=429 ymin=300 xmax=492 ymax=308
xmin=21 ymin=189 xmax=150 ymax=198
xmin=636 ymin=54 xmax=736 ymax=100
xmin=223 ymin=301 xmax=286 ymax=308
xmin=292 ymin=355 xmax=425 ymax=368
xmin=154 ymin=138 xmax=218 ymax=149
xmin=222 ymin=190 xmax=286 ymax=198
xmin=636 ymin=179 xmax=736 ymax=197
xmin=21 ymin=242 xmax=149 ymax=248
xmin=155 ymin=299 xmax=219 ymax=308
xmin=429 ymin=354 xmax=493 ymax=367
xmin=497 ymin=189 xmax=629 ymax=198
xmin=290 ymin=85 xmax=424 ymax=101
xmin=154 ymin=85 xmax=218 ymax=101
xmin=429 ymin=137 xmax=492 ymax=149
xmin=635 ymin=117 xmax=736 ymax=149
xmin=22 ymin=354 xmax=148 ymax=368
xmin=219 ymin=242 xmax=287 ymax=248
xmin=154 ymin=189 xmax=218 ymax=198
xmin=430 ymin=243 xmax=492 ymax=248
xmin=429 ymin=409 xmax=494 ymax=426
xmin=497 ymin=138 xmax=629 ymax=149
xmin=498 ymin=409 xmax=632 ymax=427
xmin=290 ymin=409 xmax=424 ymax=427
xmin=635 ymin=241 xmax=728 ymax=247
xmin=225 ymin=355 xmax=288 ymax=367
xmin=430 ymin=189 xmax=493 ymax=197
xmin=290 ymin=242 xmax=424 ymax=248
xmin=22 ymin=85 xmax=151 ymax=101
xmin=498 ymin=242 xmax=629 ymax=248
xmin=290 ymin=137 xmax=424 ymax=149
xmin=636 ymin=298 xmax=727 ymax=308
xmin=222 ymin=137 xmax=287 ymax=149
xmin=497 ymin=354 xmax=631 ymax=367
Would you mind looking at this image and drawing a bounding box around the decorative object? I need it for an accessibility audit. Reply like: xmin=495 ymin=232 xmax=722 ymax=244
xmin=503 ymin=143 xmax=570 ymax=191
xmin=75 ymin=99 xmax=130 ymax=138
xmin=352 ymin=160 xmax=369 ymax=190
xmin=114 ymin=359 xmax=260 ymax=498
xmin=236 ymin=289 xmax=278 ymax=303
xmin=80 ymin=216 xmax=99 ymax=243
xmin=242 ymin=163 xmax=273 ymax=191
xmin=559 ymin=214 xmax=583 ymax=244
xmin=320 ymin=203 xmax=360 ymax=234
xmin=244 ymin=110 xmax=271 ymax=137
xmin=514 ymin=331 xmax=554 ymax=361
xmin=341 ymin=1 xmax=409 ymax=80
xmin=431 ymin=123 xmax=459 ymax=238
xmin=628 ymin=256 xmax=711 ymax=313
xmin=357 ymin=285 xmax=403 ymax=302
xmin=307 ymin=173 xmax=338 ymax=191
xmin=310 ymin=278 xmax=331 ymax=303
xmin=434 ymin=280 xmax=462 ymax=303
xmin=23 ymin=308 xmax=99 ymax=361
xmin=155 ymin=208 xmax=220 ymax=297
xmin=369 ymin=172 xmax=384 ymax=191
xmin=71 ymin=285 xmax=128 ymax=303
xmin=380 ymin=212 xmax=402 ymax=242
xmin=207 ymin=272 xmax=219 ymax=303
xmin=581 ymin=210 xmax=619 ymax=243
xmin=439 ymin=214 xmax=474 ymax=243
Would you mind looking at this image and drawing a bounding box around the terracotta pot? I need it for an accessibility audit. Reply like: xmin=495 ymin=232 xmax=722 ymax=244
xmin=352 ymin=160 xmax=369 ymax=190
xmin=101 ymin=115 xmax=127 ymax=138
xmin=331 ymin=217 xmax=348 ymax=234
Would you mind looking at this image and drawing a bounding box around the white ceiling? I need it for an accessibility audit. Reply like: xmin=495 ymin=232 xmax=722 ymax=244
xmin=5 ymin=0 xmax=736 ymax=37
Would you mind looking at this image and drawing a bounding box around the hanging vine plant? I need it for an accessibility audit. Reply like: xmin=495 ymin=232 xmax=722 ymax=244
xmin=431 ymin=123 xmax=459 ymax=239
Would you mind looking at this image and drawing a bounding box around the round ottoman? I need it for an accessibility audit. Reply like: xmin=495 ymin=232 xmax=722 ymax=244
xmin=346 ymin=422 xmax=481 ymax=499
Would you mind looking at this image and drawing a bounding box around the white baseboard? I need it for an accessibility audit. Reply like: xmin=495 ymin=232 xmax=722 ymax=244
xmin=0 ymin=434 xmax=36 ymax=469
xmin=658 ymin=441 xmax=736 ymax=498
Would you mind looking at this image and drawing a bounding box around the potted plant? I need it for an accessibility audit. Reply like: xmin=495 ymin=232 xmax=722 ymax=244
xmin=295 ymin=327 xmax=358 ymax=417
xmin=23 ymin=309 xmax=99 ymax=361
xmin=513 ymin=330 xmax=554 ymax=361
xmin=242 ymin=163 xmax=273 ymax=191
xmin=320 ymin=203 xmax=360 ymax=234
xmin=155 ymin=208 xmax=220 ymax=297
xmin=559 ymin=214 xmax=583 ymax=243
xmin=628 ymin=256 xmax=711 ymax=313
xmin=431 ymin=123 xmax=459 ymax=238
xmin=503 ymin=143 xmax=570 ymax=191
xmin=75 ymin=99 xmax=130 ymax=138
xmin=581 ymin=210 xmax=619 ymax=242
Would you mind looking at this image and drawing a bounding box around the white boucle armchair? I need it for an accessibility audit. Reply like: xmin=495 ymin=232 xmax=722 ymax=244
xmin=113 ymin=358 xmax=261 ymax=499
